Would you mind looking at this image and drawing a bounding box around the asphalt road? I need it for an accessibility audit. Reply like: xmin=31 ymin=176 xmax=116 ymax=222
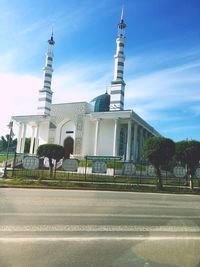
xmin=0 ymin=188 xmax=200 ymax=267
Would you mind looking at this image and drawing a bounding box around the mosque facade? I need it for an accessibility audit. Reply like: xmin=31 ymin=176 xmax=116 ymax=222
xmin=12 ymin=11 xmax=160 ymax=162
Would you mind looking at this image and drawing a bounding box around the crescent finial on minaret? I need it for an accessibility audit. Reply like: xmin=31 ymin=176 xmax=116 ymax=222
xmin=48 ymin=27 xmax=55 ymax=45
xmin=118 ymin=6 xmax=126 ymax=31
xmin=121 ymin=6 xmax=124 ymax=21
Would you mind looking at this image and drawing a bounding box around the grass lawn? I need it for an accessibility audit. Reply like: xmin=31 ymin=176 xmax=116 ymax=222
xmin=1 ymin=173 xmax=199 ymax=195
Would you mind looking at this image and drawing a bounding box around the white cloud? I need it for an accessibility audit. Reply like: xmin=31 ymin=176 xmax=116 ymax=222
xmin=0 ymin=73 xmax=40 ymax=136
xmin=53 ymin=61 xmax=112 ymax=104
xmin=125 ymin=58 xmax=200 ymax=119
xmin=0 ymin=59 xmax=112 ymax=136
xmin=163 ymin=125 xmax=200 ymax=134
xmin=0 ymin=50 xmax=19 ymax=72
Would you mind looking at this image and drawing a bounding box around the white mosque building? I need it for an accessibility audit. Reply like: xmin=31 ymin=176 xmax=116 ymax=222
xmin=12 ymin=11 xmax=160 ymax=162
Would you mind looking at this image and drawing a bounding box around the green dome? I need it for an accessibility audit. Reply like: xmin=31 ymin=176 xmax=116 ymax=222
xmin=90 ymin=92 xmax=110 ymax=112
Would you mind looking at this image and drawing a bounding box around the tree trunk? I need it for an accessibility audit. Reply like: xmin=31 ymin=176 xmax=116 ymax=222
xmin=53 ymin=160 xmax=57 ymax=179
xmin=189 ymin=174 xmax=194 ymax=190
xmin=188 ymin=167 xmax=194 ymax=191
xmin=155 ymin=166 xmax=162 ymax=190
xmin=49 ymin=158 xmax=53 ymax=179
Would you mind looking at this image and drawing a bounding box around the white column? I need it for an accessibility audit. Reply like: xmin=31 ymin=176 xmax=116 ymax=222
xmin=29 ymin=126 xmax=36 ymax=154
xmin=113 ymin=119 xmax=119 ymax=156
xmin=16 ymin=123 xmax=23 ymax=153
xmin=94 ymin=119 xmax=101 ymax=156
xmin=34 ymin=124 xmax=40 ymax=155
xmin=133 ymin=124 xmax=138 ymax=162
xmin=20 ymin=123 xmax=27 ymax=153
xmin=145 ymin=130 xmax=149 ymax=139
xmin=126 ymin=120 xmax=132 ymax=161
xmin=139 ymin=127 xmax=143 ymax=160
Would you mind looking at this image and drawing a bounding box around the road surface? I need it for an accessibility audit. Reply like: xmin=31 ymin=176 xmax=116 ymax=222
xmin=0 ymin=188 xmax=200 ymax=266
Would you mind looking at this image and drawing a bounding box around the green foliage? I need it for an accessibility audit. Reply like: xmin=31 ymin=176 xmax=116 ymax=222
xmin=143 ymin=136 xmax=175 ymax=189
xmin=0 ymin=135 xmax=17 ymax=152
xmin=143 ymin=136 xmax=175 ymax=167
xmin=37 ymin=144 xmax=65 ymax=161
xmin=174 ymin=140 xmax=200 ymax=176
xmin=0 ymin=140 xmax=3 ymax=151
xmin=37 ymin=144 xmax=65 ymax=178
xmin=1 ymin=135 xmax=9 ymax=150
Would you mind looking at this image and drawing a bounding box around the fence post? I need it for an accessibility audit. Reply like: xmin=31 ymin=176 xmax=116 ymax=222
xmin=54 ymin=160 xmax=57 ymax=179
xmin=113 ymin=158 xmax=116 ymax=182
xmin=140 ymin=159 xmax=142 ymax=185
xmin=85 ymin=157 xmax=87 ymax=181
xmin=11 ymin=151 xmax=17 ymax=177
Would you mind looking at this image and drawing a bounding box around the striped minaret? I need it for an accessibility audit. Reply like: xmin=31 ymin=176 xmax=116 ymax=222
xmin=110 ymin=8 xmax=126 ymax=111
xmin=37 ymin=32 xmax=55 ymax=116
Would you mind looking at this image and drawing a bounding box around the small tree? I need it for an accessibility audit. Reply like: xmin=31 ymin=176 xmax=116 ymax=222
xmin=174 ymin=140 xmax=200 ymax=189
xmin=0 ymin=135 xmax=17 ymax=152
xmin=143 ymin=136 xmax=175 ymax=190
xmin=37 ymin=144 xmax=65 ymax=178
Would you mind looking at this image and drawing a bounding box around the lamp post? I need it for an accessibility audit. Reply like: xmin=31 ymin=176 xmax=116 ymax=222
xmin=3 ymin=121 xmax=14 ymax=178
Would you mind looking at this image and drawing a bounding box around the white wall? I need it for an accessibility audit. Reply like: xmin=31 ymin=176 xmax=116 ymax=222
xmin=39 ymin=121 xmax=49 ymax=145
xmin=98 ymin=120 xmax=114 ymax=156
xmin=82 ymin=118 xmax=115 ymax=157
xmin=82 ymin=118 xmax=95 ymax=156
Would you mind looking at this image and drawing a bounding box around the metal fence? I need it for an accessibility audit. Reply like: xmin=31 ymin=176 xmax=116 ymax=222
xmin=3 ymin=153 xmax=199 ymax=191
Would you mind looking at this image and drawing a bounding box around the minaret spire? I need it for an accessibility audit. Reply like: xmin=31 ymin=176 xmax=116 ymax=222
xmin=109 ymin=8 xmax=126 ymax=111
xmin=121 ymin=6 xmax=124 ymax=21
xmin=37 ymin=31 xmax=55 ymax=116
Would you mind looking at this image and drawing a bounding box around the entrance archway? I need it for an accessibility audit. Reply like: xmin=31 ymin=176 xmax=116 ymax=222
xmin=64 ymin=137 xmax=74 ymax=159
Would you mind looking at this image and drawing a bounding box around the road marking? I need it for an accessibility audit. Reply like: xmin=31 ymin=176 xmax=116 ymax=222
xmin=1 ymin=213 xmax=200 ymax=219
xmin=0 ymin=225 xmax=200 ymax=232
xmin=0 ymin=236 xmax=200 ymax=242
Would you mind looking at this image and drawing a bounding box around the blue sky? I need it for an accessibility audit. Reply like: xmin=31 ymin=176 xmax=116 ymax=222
xmin=0 ymin=0 xmax=200 ymax=141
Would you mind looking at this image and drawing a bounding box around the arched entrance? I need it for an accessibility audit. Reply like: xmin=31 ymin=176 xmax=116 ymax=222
xmin=64 ymin=137 xmax=74 ymax=159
